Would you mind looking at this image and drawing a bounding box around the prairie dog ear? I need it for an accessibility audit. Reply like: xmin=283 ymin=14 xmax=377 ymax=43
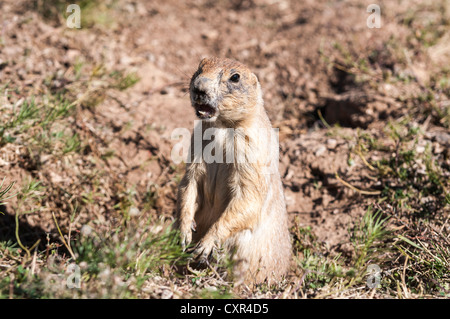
xmin=251 ymin=73 xmax=259 ymax=85
xmin=199 ymin=57 xmax=208 ymax=68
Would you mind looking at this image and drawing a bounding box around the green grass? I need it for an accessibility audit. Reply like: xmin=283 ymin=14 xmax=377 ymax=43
xmin=68 ymin=222 xmax=188 ymax=298
xmin=0 ymin=178 xmax=16 ymax=207
xmin=110 ymin=71 xmax=140 ymax=91
xmin=348 ymin=117 xmax=449 ymax=297
xmin=350 ymin=208 xmax=391 ymax=269
xmin=0 ymin=45 xmax=147 ymax=298
xmin=0 ymin=94 xmax=78 ymax=158
xmin=30 ymin=0 xmax=120 ymax=29
xmin=1 ymin=222 xmax=190 ymax=299
xmin=290 ymin=209 xmax=392 ymax=297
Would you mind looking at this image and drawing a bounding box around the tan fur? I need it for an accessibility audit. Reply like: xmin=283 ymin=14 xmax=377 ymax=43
xmin=177 ymin=57 xmax=292 ymax=285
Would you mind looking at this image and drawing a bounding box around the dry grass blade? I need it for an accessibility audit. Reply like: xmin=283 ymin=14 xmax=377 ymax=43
xmin=0 ymin=178 xmax=17 ymax=206
xmin=335 ymin=172 xmax=381 ymax=195
xmin=52 ymin=212 xmax=76 ymax=260
xmin=15 ymin=212 xmax=30 ymax=258
xmin=355 ymin=147 xmax=376 ymax=171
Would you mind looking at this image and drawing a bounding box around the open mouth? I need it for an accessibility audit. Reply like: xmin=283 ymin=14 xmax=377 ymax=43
xmin=194 ymin=103 xmax=216 ymax=119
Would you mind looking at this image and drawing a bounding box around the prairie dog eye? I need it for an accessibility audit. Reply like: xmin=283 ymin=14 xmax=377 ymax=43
xmin=229 ymin=73 xmax=240 ymax=83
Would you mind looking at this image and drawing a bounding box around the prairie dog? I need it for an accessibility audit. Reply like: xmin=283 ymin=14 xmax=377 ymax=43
xmin=176 ymin=57 xmax=291 ymax=284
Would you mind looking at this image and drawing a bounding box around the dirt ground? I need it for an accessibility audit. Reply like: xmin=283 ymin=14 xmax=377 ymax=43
xmin=0 ymin=0 xmax=449 ymax=298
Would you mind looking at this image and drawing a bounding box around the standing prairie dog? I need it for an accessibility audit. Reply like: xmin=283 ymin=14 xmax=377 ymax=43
xmin=177 ymin=57 xmax=291 ymax=284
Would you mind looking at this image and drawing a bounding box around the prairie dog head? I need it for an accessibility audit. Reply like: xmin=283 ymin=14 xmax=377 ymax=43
xmin=189 ymin=57 xmax=262 ymax=124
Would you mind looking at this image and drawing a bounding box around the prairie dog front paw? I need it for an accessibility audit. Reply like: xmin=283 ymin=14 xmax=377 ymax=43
xmin=189 ymin=234 xmax=216 ymax=262
xmin=180 ymin=220 xmax=197 ymax=251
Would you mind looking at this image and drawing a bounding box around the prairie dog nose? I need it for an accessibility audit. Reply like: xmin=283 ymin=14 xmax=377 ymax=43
xmin=192 ymin=76 xmax=213 ymax=103
xmin=192 ymin=76 xmax=212 ymax=94
xmin=192 ymin=87 xmax=206 ymax=99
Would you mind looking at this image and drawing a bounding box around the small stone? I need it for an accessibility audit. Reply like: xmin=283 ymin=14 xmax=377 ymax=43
xmin=315 ymin=145 xmax=326 ymax=156
xmin=81 ymin=225 xmax=93 ymax=236
xmin=433 ymin=142 xmax=444 ymax=154
xmin=201 ymin=29 xmax=219 ymax=40
xmin=327 ymin=138 xmax=337 ymax=149
xmin=416 ymin=145 xmax=425 ymax=154
xmin=435 ymin=132 xmax=450 ymax=146
xmin=129 ymin=206 xmax=141 ymax=216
